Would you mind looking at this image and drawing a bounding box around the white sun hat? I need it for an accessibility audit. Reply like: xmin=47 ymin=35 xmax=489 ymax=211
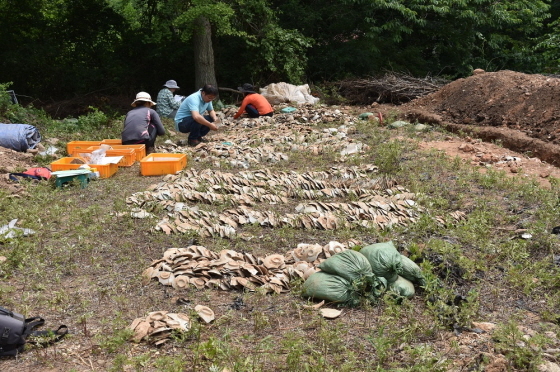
xmin=132 ymin=91 xmax=156 ymax=107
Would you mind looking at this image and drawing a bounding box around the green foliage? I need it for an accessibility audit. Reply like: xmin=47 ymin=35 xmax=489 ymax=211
xmin=153 ymin=356 xmax=188 ymax=372
xmin=246 ymin=25 xmax=312 ymax=84
xmin=99 ymin=328 xmax=133 ymax=353
xmin=174 ymin=1 xmax=241 ymax=39
xmin=275 ymin=0 xmax=553 ymax=79
xmin=372 ymin=140 xmax=405 ymax=174
xmin=536 ymin=18 xmax=560 ymax=73
xmin=0 ymin=0 xmax=558 ymax=97
xmin=0 ymin=82 xmax=14 ymax=113
xmin=76 ymin=107 xmax=111 ymax=129
xmin=493 ymin=318 xmax=545 ymax=369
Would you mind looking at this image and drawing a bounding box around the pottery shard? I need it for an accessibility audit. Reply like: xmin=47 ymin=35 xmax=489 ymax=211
xmin=540 ymin=169 xmax=552 ymax=178
xmin=320 ymin=308 xmax=342 ymax=319
xmin=459 ymin=143 xmax=475 ymax=153
xmin=537 ymin=361 xmax=560 ymax=372
xmin=142 ymin=267 xmax=154 ymax=286
xmin=195 ymin=305 xmax=215 ymax=323
xmin=147 ymin=311 xmax=168 ymax=322
xmin=131 ymin=321 xmax=151 ymax=343
xmin=263 ymin=254 xmax=285 ymax=269
xmin=471 ymin=322 xmax=496 ymax=333
xmin=129 ymin=317 xmax=143 ymax=331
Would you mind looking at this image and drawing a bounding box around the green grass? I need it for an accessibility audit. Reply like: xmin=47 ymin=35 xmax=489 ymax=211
xmin=1 ymin=94 xmax=560 ymax=371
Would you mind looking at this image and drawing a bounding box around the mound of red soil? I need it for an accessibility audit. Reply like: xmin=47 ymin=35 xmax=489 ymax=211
xmin=400 ymin=70 xmax=560 ymax=165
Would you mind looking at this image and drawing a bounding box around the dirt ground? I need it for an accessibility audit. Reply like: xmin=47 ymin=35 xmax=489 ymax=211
xmin=0 ymin=146 xmax=40 ymax=195
xmin=3 ymin=70 xmax=560 ymax=194
xmin=2 ymin=70 xmax=560 ymax=371
xmin=398 ymin=70 xmax=560 ymax=167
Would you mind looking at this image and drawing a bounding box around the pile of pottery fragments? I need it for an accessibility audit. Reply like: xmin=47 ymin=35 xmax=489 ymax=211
xmin=143 ymin=241 xmax=358 ymax=294
xmin=129 ymin=306 xmax=215 ymax=345
xmin=127 ymin=165 xmax=423 ymax=237
xmin=127 ymin=105 xmax=469 ymax=236
xmin=158 ymin=105 xmax=367 ymax=168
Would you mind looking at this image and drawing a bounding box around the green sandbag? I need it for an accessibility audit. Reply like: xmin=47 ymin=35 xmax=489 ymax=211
xmin=302 ymin=272 xmax=360 ymax=306
xmin=360 ymin=241 xmax=402 ymax=283
xmin=389 ymin=276 xmax=415 ymax=298
xmin=318 ymin=249 xmax=373 ymax=282
xmin=372 ymin=276 xmax=388 ymax=298
xmin=399 ymin=255 xmax=426 ymax=287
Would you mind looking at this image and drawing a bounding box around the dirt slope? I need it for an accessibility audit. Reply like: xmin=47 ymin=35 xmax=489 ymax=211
xmin=400 ymin=70 xmax=560 ymax=165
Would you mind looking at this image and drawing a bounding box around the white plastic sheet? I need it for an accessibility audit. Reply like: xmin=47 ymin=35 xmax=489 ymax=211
xmin=260 ymin=83 xmax=320 ymax=106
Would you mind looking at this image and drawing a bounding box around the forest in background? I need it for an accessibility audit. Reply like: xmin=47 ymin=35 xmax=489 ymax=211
xmin=1 ymin=0 xmax=560 ymax=108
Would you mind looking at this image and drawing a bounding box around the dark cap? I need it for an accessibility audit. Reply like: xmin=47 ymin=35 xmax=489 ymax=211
xmin=238 ymin=83 xmax=256 ymax=93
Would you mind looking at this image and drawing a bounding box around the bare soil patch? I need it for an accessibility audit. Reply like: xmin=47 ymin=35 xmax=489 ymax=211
xmin=398 ymin=70 xmax=560 ymax=165
xmin=0 ymin=146 xmax=40 ymax=195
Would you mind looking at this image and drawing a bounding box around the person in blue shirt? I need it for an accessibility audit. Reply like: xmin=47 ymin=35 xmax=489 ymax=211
xmin=175 ymin=84 xmax=220 ymax=146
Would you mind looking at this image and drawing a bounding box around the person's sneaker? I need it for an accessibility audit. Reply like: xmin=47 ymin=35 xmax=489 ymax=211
xmin=198 ymin=137 xmax=209 ymax=143
xmin=188 ymin=139 xmax=200 ymax=147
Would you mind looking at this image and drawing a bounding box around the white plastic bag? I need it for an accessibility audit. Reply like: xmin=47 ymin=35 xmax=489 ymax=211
xmin=260 ymin=83 xmax=320 ymax=106
xmin=78 ymin=144 xmax=111 ymax=164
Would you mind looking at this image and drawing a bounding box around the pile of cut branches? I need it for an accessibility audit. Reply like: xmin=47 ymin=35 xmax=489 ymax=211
xmin=338 ymin=72 xmax=449 ymax=105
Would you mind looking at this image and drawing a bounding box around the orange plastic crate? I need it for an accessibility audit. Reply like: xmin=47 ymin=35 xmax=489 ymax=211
xmin=72 ymin=148 xmax=136 ymax=167
xmin=66 ymin=141 xmax=102 ymax=155
xmin=101 ymin=139 xmax=122 ymax=145
xmin=50 ymin=157 xmax=118 ymax=179
xmin=140 ymin=153 xmax=187 ymax=176
xmin=89 ymin=144 xmax=146 ymax=161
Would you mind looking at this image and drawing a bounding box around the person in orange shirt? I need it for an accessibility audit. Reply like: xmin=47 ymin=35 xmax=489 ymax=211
xmin=233 ymin=84 xmax=274 ymax=119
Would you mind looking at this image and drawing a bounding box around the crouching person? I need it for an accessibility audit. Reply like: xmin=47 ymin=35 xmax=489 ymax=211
xmin=174 ymin=84 xmax=220 ymax=147
xmin=122 ymin=92 xmax=165 ymax=155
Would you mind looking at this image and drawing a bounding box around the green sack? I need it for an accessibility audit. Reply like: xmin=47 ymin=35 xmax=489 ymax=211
xmin=388 ymin=276 xmax=415 ymax=298
xmin=318 ymin=250 xmax=373 ymax=283
xmin=399 ymin=255 xmax=426 ymax=287
xmin=302 ymin=272 xmax=360 ymax=307
xmin=360 ymin=241 xmax=402 ymax=283
xmin=372 ymin=276 xmax=388 ymax=298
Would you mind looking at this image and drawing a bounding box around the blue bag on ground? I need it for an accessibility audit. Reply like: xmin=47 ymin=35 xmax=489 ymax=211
xmin=0 ymin=124 xmax=41 ymax=152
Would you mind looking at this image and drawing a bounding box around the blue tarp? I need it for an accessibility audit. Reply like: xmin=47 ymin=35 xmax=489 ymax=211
xmin=0 ymin=124 xmax=41 ymax=152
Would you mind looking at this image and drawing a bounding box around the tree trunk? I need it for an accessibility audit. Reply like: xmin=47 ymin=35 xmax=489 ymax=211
xmin=193 ymin=16 xmax=217 ymax=90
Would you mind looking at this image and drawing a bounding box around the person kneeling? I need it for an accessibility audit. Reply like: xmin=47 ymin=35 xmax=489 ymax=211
xmin=233 ymin=83 xmax=274 ymax=119
xmin=174 ymin=84 xmax=220 ymax=146
xmin=122 ymin=92 xmax=165 ymax=155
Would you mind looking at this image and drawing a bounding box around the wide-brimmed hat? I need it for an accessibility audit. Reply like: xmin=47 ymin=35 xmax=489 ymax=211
xmin=132 ymin=92 xmax=156 ymax=107
xmin=238 ymin=83 xmax=256 ymax=93
xmin=163 ymin=80 xmax=180 ymax=89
